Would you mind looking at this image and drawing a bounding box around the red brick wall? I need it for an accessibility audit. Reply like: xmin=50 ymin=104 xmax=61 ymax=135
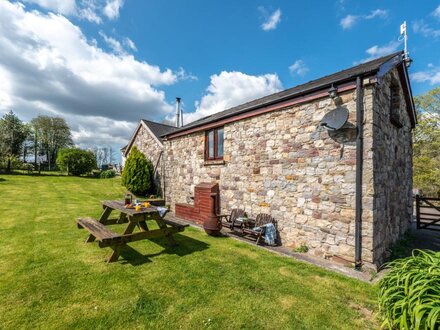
xmin=175 ymin=183 xmax=219 ymax=224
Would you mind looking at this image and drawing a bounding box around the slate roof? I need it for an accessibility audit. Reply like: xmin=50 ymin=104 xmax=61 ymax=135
xmin=163 ymin=51 xmax=403 ymax=137
xmin=141 ymin=120 xmax=176 ymax=142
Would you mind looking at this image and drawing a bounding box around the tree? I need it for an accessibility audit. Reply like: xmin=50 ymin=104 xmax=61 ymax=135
xmin=413 ymin=87 xmax=440 ymax=196
xmin=31 ymin=116 xmax=73 ymax=170
xmin=93 ymin=146 xmax=115 ymax=168
xmin=0 ymin=111 xmax=29 ymax=173
xmin=56 ymin=148 xmax=97 ymax=176
xmin=121 ymin=146 xmax=154 ymax=196
xmin=22 ymin=124 xmax=34 ymax=162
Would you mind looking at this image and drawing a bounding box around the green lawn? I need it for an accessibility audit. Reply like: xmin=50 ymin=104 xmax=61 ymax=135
xmin=0 ymin=174 xmax=378 ymax=329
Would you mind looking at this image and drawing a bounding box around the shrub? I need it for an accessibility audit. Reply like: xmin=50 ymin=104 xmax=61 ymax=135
xmin=91 ymin=169 xmax=101 ymax=178
xmin=21 ymin=163 xmax=34 ymax=173
xmin=56 ymin=148 xmax=97 ymax=176
xmin=121 ymin=146 xmax=154 ymax=196
xmin=0 ymin=155 xmax=23 ymax=172
xmin=100 ymin=169 xmax=116 ymax=179
xmin=378 ymin=250 xmax=440 ymax=329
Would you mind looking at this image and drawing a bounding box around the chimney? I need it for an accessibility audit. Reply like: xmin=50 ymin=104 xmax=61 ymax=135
xmin=175 ymin=97 xmax=181 ymax=128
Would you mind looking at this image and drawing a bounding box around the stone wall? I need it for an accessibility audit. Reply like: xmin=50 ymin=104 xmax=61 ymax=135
xmin=164 ymin=89 xmax=378 ymax=263
xmin=130 ymin=124 xmax=164 ymax=196
xmin=162 ymin=72 xmax=413 ymax=267
xmin=371 ymin=69 xmax=413 ymax=265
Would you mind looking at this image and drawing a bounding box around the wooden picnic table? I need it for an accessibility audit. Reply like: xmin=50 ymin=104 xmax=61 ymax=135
xmin=77 ymin=200 xmax=188 ymax=263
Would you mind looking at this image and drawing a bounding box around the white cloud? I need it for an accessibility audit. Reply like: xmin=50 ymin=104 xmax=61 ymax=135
xmin=411 ymin=66 xmax=440 ymax=85
xmin=413 ymin=20 xmax=440 ymax=38
xmin=78 ymin=3 xmax=102 ymax=24
xmin=340 ymin=9 xmax=388 ymax=30
xmin=71 ymin=115 xmax=136 ymax=147
xmin=336 ymin=0 xmax=347 ymax=12
xmin=176 ymin=67 xmax=198 ymax=81
xmin=365 ymin=9 xmax=388 ymax=19
xmin=103 ymin=0 xmax=123 ymax=20
xmin=358 ymin=40 xmax=401 ymax=63
xmin=24 ymin=0 xmax=77 ymax=15
xmin=0 ymin=66 xmax=13 ymax=109
xmin=24 ymin=0 xmax=123 ymax=24
xmin=366 ymin=41 xmax=400 ymax=58
xmin=123 ymin=37 xmax=137 ymax=51
xmin=289 ymin=60 xmax=309 ymax=77
xmin=340 ymin=15 xmax=359 ymax=29
xmin=260 ymin=8 xmax=282 ymax=31
xmin=433 ymin=5 xmax=440 ymax=19
xmin=99 ymin=31 xmax=126 ymax=55
xmin=0 ymin=1 xmax=181 ymax=150
xmin=179 ymin=71 xmax=283 ymax=124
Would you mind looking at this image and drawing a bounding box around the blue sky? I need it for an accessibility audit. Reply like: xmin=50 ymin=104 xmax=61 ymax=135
xmin=0 ymin=0 xmax=439 ymax=156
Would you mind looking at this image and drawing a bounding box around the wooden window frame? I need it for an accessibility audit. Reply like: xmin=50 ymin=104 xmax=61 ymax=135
xmin=205 ymin=127 xmax=224 ymax=161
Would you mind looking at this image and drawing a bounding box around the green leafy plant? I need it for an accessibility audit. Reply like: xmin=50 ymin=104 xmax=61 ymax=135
xmin=99 ymin=169 xmax=116 ymax=179
xmin=121 ymin=146 xmax=154 ymax=196
xmin=294 ymin=244 xmax=309 ymax=253
xmin=56 ymin=148 xmax=97 ymax=176
xmin=378 ymin=249 xmax=440 ymax=329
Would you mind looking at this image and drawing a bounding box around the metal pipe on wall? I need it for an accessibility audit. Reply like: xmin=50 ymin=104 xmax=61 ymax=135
xmin=355 ymin=76 xmax=364 ymax=269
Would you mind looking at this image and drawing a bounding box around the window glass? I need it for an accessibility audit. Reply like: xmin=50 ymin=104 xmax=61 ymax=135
xmin=217 ymin=128 xmax=224 ymax=157
xmin=208 ymin=130 xmax=214 ymax=158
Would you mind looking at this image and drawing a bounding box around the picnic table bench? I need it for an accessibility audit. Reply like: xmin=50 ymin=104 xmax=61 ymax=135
xmin=77 ymin=200 xmax=188 ymax=263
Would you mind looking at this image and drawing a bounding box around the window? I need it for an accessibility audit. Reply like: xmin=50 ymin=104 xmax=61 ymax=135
xmin=389 ymin=81 xmax=403 ymax=128
xmin=205 ymin=127 xmax=224 ymax=160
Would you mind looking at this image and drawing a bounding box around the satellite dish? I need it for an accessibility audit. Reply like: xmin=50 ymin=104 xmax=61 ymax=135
xmin=319 ymin=107 xmax=349 ymax=131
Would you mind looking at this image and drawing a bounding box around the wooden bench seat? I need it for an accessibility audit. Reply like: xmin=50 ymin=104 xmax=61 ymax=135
xmin=77 ymin=217 xmax=120 ymax=242
xmin=162 ymin=218 xmax=189 ymax=230
xmin=77 ymin=210 xmax=189 ymax=263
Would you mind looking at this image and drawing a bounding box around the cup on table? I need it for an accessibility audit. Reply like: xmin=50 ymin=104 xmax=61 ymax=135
xmin=143 ymin=202 xmax=150 ymax=208
xmin=135 ymin=205 xmax=141 ymax=211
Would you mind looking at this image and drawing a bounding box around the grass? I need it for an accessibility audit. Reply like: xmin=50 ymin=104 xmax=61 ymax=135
xmin=0 ymin=174 xmax=378 ymax=329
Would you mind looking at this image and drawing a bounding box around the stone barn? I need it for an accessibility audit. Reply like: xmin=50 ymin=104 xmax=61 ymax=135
xmin=124 ymin=120 xmax=176 ymax=196
xmin=126 ymin=52 xmax=417 ymax=269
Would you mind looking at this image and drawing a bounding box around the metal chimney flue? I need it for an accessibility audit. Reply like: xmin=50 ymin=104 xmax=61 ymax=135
xmin=175 ymin=97 xmax=181 ymax=128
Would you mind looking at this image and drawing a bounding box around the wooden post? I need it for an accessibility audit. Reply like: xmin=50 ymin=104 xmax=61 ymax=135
xmin=108 ymin=245 xmax=122 ymax=263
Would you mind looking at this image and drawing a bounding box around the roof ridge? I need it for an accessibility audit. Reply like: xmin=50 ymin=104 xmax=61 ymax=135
xmin=141 ymin=119 xmax=176 ymax=128
xmin=167 ymin=51 xmax=403 ymax=133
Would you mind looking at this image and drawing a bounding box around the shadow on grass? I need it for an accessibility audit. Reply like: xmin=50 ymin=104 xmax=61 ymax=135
xmin=119 ymin=246 xmax=154 ymax=266
xmin=119 ymin=233 xmax=210 ymax=266
xmin=0 ymin=178 xmax=5 ymax=182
